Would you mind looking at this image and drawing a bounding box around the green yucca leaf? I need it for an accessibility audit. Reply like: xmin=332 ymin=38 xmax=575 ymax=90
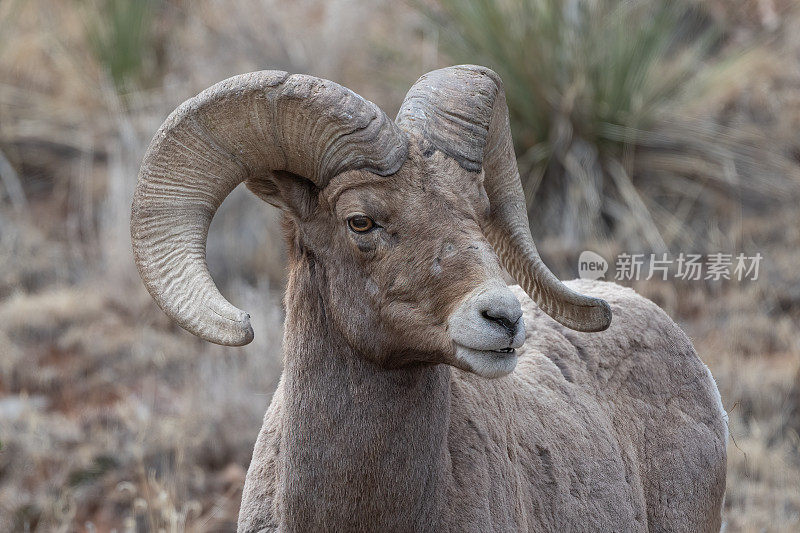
xmin=82 ymin=0 xmax=157 ymax=92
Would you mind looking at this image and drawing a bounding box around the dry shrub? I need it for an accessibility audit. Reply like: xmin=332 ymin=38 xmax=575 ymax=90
xmin=423 ymin=0 xmax=800 ymax=251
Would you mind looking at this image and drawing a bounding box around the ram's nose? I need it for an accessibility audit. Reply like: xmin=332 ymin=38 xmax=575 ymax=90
xmin=448 ymin=282 xmax=526 ymax=352
xmin=478 ymin=294 xmax=523 ymax=339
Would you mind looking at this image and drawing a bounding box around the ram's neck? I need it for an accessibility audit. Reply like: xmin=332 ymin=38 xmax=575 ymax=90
xmin=278 ymin=256 xmax=452 ymax=531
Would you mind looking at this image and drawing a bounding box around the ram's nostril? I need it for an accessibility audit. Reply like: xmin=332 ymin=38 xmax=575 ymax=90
xmin=481 ymin=309 xmax=521 ymax=335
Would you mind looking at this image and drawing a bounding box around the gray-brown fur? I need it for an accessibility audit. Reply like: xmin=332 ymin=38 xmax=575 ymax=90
xmin=239 ymin=280 xmax=726 ymax=532
xmin=130 ymin=65 xmax=727 ymax=532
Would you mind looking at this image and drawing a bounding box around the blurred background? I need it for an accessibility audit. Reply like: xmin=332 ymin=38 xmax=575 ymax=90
xmin=0 ymin=0 xmax=799 ymax=531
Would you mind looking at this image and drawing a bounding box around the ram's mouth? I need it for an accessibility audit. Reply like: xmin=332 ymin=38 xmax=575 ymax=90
xmin=454 ymin=343 xmax=516 ymax=357
xmin=492 ymin=347 xmax=515 ymax=354
xmin=452 ymin=343 xmax=519 ymax=378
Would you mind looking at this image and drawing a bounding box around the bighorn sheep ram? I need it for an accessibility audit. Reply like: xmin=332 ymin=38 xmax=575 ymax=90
xmin=131 ymin=65 xmax=728 ymax=532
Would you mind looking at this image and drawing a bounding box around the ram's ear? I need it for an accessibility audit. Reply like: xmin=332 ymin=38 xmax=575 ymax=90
xmin=246 ymin=171 xmax=320 ymax=221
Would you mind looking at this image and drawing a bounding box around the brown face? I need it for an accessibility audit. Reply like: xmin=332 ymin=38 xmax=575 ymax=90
xmin=288 ymin=147 xmax=526 ymax=377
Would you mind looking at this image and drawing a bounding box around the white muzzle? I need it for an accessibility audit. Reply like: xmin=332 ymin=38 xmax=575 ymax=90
xmin=448 ymin=282 xmax=525 ymax=378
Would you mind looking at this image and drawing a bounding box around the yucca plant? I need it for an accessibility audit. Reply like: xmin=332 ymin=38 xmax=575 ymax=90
xmin=82 ymin=0 xmax=158 ymax=92
xmin=423 ymin=0 xmax=797 ymax=251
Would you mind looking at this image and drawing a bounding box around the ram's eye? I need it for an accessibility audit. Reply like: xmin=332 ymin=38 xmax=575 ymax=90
xmin=348 ymin=215 xmax=375 ymax=233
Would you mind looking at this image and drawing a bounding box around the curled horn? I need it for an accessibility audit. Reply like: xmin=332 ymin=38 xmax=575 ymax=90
xmin=131 ymin=71 xmax=408 ymax=345
xmin=396 ymin=65 xmax=611 ymax=332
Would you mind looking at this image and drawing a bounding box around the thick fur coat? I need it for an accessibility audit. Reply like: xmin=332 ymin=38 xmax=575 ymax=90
xmin=238 ymin=280 xmax=727 ymax=532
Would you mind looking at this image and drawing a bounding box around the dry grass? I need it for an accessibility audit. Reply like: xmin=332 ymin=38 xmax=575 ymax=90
xmin=0 ymin=0 xmax=799 ymax=531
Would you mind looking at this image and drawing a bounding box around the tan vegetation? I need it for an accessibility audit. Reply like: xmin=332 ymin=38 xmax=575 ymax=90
xmin=0 ymin=0 xmax=798 ymax=531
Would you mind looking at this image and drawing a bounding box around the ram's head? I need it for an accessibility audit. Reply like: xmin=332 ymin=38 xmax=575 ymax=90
xmin=131 ymin=66 xmax=611 ymax=378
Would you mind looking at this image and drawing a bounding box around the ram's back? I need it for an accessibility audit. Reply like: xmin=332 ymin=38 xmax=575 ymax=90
xmin=447 ymin=280 xmax=727 ymax=532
